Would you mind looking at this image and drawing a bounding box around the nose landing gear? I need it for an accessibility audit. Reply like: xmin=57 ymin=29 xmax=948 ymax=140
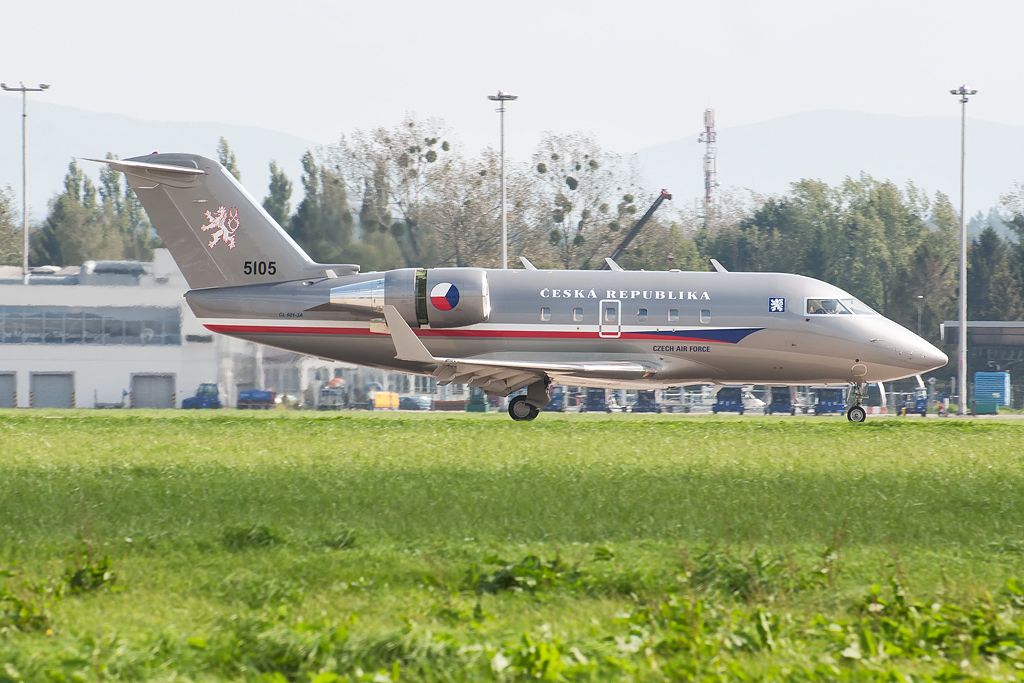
xmin=846 ymin=382 xmax=867 ymax=423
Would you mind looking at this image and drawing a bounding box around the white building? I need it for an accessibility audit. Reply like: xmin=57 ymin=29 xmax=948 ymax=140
xmin=0 ymin=250 xmax=225 ymax=408
xmin=0 ymin=249 xmax=448 ymax=409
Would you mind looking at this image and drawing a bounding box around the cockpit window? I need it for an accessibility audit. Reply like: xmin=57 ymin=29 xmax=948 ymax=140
xmin=806 ymin=298 xmax=851 ymax=315
xmin=841 ymin=298 xmax=878 ymax=315
xmin=805 ymin=298 xmax=878 ymax=315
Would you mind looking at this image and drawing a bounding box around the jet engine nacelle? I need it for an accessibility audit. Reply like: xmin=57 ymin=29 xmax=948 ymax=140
xmin=328 ymin=267 xmax=491 ymax=328
xmin=423 ymin=267 xmax=491 ymax=328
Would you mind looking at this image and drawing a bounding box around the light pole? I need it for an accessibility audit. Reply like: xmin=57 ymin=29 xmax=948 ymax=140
xmin=1 ymin=81 xmax=50 ymax=285
xmin=915 ymin=294 xmax=924 ymax=336
xmin=487 ymin=90 xmax=517 ymax=269
xmin=950 ymin=85 xmax=976 ymax=415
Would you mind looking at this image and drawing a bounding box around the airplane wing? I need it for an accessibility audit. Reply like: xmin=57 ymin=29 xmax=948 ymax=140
xmin=383 ymin=306 xmax=655 ymax=395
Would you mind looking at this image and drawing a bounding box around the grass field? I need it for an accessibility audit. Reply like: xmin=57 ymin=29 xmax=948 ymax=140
xmin=1 ymin=411 xmax=1022 ymax=681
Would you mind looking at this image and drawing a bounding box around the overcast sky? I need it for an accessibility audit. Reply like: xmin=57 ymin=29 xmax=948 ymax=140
xmin=2 ymin=0 xmax=1020 ymax=159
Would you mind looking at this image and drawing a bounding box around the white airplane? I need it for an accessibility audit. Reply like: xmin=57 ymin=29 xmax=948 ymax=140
xmin=92 ymin=153 xmax=948 ymax=422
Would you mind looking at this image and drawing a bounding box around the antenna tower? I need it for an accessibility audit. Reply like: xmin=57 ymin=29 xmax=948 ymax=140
xmin=698 ymin=108 xmax=718 ymax=225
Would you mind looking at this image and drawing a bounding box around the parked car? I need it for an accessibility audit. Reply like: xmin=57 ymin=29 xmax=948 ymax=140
xmin=399 ymin=395 xmax=433 ymax=411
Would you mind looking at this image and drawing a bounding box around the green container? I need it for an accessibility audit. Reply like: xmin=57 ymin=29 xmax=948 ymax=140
xmin=974 ymin=398 xmax=999 ymax=415
xmin=466 ymin=388 xmax=488 ymax=412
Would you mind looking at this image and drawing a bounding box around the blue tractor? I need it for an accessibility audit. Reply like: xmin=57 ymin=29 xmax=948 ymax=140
xmin=813 ymin=388 xmax=846 ymax=415
xmin=579 ymin=388 xmax=612 ymax=413
xmin=712 ymin=387 xmax=745 ymax=414
xmin=630 ymin=390 xmax=662 ymax=413
xmin=900 ymin=388 xmax=928 ymax=416
xmin=766 ymin=386 xmax=796 ymax=415
xmin=541 ymin=385 xmax=566 ymax=412
xmin=182 ymin=383 xmax=222 ymax=409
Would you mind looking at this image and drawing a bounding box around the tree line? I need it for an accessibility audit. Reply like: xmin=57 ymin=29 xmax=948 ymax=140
xmin=1 ymin=118 xmax=1022 ymax=344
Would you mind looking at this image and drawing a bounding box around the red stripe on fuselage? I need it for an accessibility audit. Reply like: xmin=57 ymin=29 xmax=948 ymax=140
xmin=203 ymin=323 xmax=737 ymax=343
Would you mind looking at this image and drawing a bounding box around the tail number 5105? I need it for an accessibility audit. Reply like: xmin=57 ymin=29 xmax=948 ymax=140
xmin=243 ymin=260 xmax=277 ymax=275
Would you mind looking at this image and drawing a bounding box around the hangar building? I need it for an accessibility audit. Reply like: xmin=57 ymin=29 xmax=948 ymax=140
xmin=0 ymin=249 xmax=447 ymax=409
xmin=0 ymin=250 xmax=224 ymax=408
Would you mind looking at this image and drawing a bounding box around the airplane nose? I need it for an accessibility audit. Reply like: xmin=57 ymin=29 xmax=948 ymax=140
xmin=914 ymin=341 xmax=948 ymax=371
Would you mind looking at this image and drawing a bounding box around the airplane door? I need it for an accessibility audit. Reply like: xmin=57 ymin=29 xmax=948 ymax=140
xmin=599 ymin=299 xmax=621 ymax=338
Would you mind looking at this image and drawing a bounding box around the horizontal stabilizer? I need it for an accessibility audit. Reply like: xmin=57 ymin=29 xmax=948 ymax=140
xmin=80 ymin=157 xmax=205 ymax=176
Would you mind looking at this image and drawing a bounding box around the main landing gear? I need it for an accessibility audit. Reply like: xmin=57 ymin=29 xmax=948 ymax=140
xmin=846 ymin=382 xmax=867 ymax=423
xmin=508 ymin=395 xmax=539 ymax=421
xmin=507 ymin=379 xmax=551 ymax=421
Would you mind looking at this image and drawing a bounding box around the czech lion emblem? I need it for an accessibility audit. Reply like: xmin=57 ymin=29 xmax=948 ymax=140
xmin=199 ymin=206 xmax=240 ymax=250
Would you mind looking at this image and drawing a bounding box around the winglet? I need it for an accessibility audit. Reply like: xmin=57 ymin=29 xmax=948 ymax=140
xmin=709 ymin=258 xmax=728 ymax=273
xmin=604 ymin=257 xmax=624 ymax=271
xmin=383 ymin=305 xmax=436 ymax=364
xmin=519 ymin=256 xmax=537 ymax=270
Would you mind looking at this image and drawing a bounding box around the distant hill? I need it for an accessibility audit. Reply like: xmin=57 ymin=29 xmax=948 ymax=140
xmin=0 ymin=98 xmax=321 ymax=220
xmin=3 ymin=103 xmax=1022 ymax=236
xmin=635 ymin=110 xmax=1024 ymax=230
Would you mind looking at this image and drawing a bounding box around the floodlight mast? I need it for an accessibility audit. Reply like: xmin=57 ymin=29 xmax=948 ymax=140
xmin=488 ymin=90 xmax=517 ymax=269
xmin=1 ymin=81 xmax=50 ymax=286
xmin=949 ymin=85 xmax=976 ymax=416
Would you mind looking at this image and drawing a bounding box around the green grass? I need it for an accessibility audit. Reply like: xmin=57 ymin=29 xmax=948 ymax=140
xmin=0 ymin=411 xmax=1022 ymax=681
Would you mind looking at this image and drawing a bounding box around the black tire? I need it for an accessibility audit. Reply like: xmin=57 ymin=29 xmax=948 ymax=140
xmin=508 ymin=395 xmax=538 ymax=421
xmin=847 ymin=405 xmax=867 ymax=423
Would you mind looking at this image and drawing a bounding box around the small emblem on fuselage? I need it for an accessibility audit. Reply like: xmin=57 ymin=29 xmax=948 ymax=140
xmin=769 ymin=297 xmax=786 ymax=313
xmin=430 ymin=282 xmax=460 ymax=311
xmin=199 ymin=206 xmax=240 ymax=250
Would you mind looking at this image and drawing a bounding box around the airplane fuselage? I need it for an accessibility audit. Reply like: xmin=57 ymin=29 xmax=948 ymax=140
xmin=186 ymin=268 xmax=947 ymax=388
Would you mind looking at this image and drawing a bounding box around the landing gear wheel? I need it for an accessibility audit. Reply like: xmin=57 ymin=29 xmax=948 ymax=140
xmin=847 ymin=405 xmax=867 ymax=423
xmin=508 ymin=395 xmax=539 ymax=421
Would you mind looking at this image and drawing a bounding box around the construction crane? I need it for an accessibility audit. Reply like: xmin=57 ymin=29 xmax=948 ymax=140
xmin=602 ymin=189 xmax=672 ymax=269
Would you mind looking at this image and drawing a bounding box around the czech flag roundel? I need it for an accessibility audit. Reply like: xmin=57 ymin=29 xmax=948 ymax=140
xmin=430 ymin=282 xmax=460 ymax=311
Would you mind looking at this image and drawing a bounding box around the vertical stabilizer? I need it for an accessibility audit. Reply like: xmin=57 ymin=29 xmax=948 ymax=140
xmin=88 ymin=153 xmax=354 ymax=289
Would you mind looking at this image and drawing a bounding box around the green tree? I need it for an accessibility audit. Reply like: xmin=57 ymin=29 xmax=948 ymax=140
xmin=99 ymin=152 xmax=156 ymax=260
xmin=345 ymin=161 xmax=404 ymax=271
xmin=217 ymin=137 xmax=241 ymax=180
xmin=0 ymin=186 xmax=20 ymax=266
xmin=330 ymin=116 xmax=455 ymax=266
xmin=288 ymin=151 xmax=354 ymax=263
xmin=532 ymin=133 xmax=640 ymax=269
xmin=262 ymin=160 xmax=293 ymax=227
xmin=968 ymin=225 xmax=1023 ymax=320
xmin=617 ymin=217 xmax=703 ymax=272
xmin=32 ymin=160 xmax=125 ymax=266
